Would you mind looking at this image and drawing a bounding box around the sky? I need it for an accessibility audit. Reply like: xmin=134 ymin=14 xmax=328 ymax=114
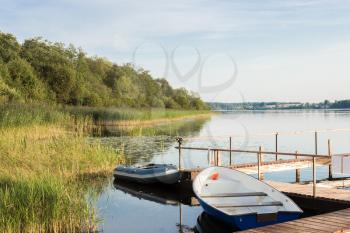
xmin=1 ymin=0 xmax=350 ymax=103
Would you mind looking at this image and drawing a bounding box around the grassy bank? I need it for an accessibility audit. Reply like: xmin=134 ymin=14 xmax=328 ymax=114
xmin=0 ymin=119 xmax=123 ymax=232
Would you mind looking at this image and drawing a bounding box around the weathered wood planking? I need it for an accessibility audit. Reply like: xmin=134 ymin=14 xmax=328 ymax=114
xmin=267 ymin=181 xmax=350 ymax=202
xmin=232 ymin=157 xmax=330 ymax=174
xmin=239 ymin=207 xmax=350 ymax=233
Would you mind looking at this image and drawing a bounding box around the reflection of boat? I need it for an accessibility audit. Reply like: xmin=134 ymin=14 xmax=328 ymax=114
xmin=114 ymin=179 xmax=179 ymax=205
xmin=195 ymin=212 xmax=237 ymax=233
xmin=113 ymin=163 xmax=180 ymax=184
xmin=193 ymin=167 xmax=303 ymax=231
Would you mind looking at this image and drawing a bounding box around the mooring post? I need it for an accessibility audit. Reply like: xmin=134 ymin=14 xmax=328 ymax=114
xmin=258 ymin=146 xmax=262 ymax=181
xmin=315 ymin=131 xmax=318 ymax=155
xmin=213 ymin=150 xmax=216 ymax=166
xmin=313 ymin=156 xmax=317 ymax=197
xmin=176 ymin=137 xmax=183 ymax=170
xmin=313 ymin=131 xmax=318 ymax=198
xmin=179 ymin=203 xmax=182 ymax=232
xmin=295 ymin=150 xmax=300 ymax=183
xmin=275 ymin=132 xmax=279 ymax=161
xmin=328 ymin=139 xmax=333 ymax=180
xmin=229 ymin=136 xmax=232 ymax=166
xmin=207 ymin=147 xmax=210 ymax=165
xmin=296 ymin=169 xmax=301 ymax=183
xmin=213 ymin=149 xmax=217 ymax=166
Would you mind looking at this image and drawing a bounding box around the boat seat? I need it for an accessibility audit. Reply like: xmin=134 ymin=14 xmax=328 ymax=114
xmin=213 ymin=201 xmax=283 ymax=208
xmin=201 ymin=192 xmax=267 ymax=198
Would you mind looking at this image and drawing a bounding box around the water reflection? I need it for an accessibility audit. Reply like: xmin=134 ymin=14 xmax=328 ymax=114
xmin=101 ymin=179 xmax=199 ymax=233
xmin=113 ymin=180 xmax=195 ymax=207
xmin=92 ymin=117 xmax=210 ymax=137
xmin=112 ymin=180 xmax=235 ymax=233
xmin=97 ymin=118 xmax=210 ymax=164
xmin=195 ymin=212 xmax=238 ymax=233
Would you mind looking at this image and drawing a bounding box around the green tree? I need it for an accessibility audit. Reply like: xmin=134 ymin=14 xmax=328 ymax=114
xmin=21 ymin=38 xmax=76 ymax=103
xmin=0 ymin=32 xmax=21 ymax=63
xmin=6 ymin=57 xmax=46 ymax=100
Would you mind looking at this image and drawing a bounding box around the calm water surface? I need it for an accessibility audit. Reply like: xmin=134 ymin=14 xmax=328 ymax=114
xmin=94 ymin=110 xmax=350 ymax=233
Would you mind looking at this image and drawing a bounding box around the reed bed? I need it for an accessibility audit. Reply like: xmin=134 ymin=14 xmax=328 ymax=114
xmin=66 ymin=106 xmax=211 ymax=122
xmin=0 ymin=103 xmax=69 ymax=128
xmin=0 ymin=122 xmax=123 ymax=232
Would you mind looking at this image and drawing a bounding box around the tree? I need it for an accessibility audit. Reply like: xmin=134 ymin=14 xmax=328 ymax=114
xmin=6 ymin=57 xmax=46 ymax=100
xmin=21 ymin=38 xmax=76 ymax=103
xmin=0 ymin=32 xmax=21 ymax=63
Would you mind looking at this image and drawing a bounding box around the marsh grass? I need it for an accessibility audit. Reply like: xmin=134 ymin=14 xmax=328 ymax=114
xmin=0 ymin=103 xmax=69 ymax=128
xmin=0 ymin=123 xmax=123 ymax=232
xmin=66 ymin=106 xmax=211 ymax=123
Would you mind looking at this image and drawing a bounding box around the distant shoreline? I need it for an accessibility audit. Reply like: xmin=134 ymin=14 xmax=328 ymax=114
xmin=208 ymin=100 xmax=350 ymax=111
xmin=211 ymin=108 xmax=350 ymax=112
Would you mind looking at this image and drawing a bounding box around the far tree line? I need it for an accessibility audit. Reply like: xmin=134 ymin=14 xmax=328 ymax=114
xmin=0 ymin=31 xmax=208 ymax=110
xmin=208 ymin=100 xmax=350 ymax=110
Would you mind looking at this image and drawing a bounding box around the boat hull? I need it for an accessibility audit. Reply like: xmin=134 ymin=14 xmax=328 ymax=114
xmin=113 ymin=169 xmax=180 ymax=184
xmin=198 ymin=198 xmax=301 ymax=230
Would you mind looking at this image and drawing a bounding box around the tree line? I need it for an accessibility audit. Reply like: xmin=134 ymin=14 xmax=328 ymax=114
xmin=0 ymin=31 xmax=208 ymax=110
xmin=208 ymin=100 xmax=350 ymax=110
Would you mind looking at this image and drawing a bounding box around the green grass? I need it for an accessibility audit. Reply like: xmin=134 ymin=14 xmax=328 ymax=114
xmin=0 ymin=103 xmax=69 ymax=128
xmin=0 ymin=124 xmax=123 ymax=232
xmin=0 ymin=175 xmax=91 ymax=233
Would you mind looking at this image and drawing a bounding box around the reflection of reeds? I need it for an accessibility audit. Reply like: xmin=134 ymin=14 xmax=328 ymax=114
xmin=0 ymin=124 xmax=123 ymax=232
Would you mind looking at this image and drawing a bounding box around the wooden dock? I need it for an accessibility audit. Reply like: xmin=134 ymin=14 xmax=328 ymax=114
xmin=267 ymin=181 xmax=350 ymax=203
xmin=240 ymin=207 xmax=350 ymax=233
xmin=174 ymin=137 xmax=350 ymax=232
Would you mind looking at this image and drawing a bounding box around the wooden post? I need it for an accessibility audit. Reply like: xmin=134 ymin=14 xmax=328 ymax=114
xmin=213 ymin=150 xmax=216 ymax=166
xmin=295 ymin=150 xmax=300 ymax=183
xmin=217 ymin=150 xmax=222 ymax=166
xmin=313 ymin=156 xmax=317 ymax=197
xmin=258 ymin=146 xmax=262 ymax=181
xmin=207 ymin=147 xmax=210 ymax=165
xmin=328 ymin=139 xmax=333 ymax=180
xmin=229 ymin=137 xmax=232 ymax=166
xmin=296 ymin=169 xmax=301 ymax=183
xmin=275 ymin=133 xmax=279 ymax=161
xmin=315 ymin=131 xmax=318 ymax=155
xmin=313 ymin=131 xmax=318 ymax=197
xmin=179 ymin=203 xmax=182 ymax=232
xmin=176 ymin=137 xmax=183 ymax=170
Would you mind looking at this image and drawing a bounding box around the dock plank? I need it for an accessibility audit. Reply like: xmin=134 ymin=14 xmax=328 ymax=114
xmin=266 ymin=181 xmax=350 ymax=202
xmin=239 ymin=208 xmax=350 ymax=233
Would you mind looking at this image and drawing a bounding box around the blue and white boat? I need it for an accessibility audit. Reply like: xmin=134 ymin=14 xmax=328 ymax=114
xmin=113 ymin=163 xmax=180 ymax=184
xmin=193 ymin=167 xmax=303 ymax=230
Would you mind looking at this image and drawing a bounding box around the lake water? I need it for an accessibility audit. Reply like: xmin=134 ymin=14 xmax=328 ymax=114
xmin=94 ymin=110 xmax=350 ymax=233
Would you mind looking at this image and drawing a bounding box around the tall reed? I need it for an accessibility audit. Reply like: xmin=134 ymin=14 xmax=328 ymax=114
xmin=0 ymin=123 xmax=123 ymax=232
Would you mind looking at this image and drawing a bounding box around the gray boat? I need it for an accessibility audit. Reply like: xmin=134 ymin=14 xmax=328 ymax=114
xmin=113 ymin=163 xmax=180 ymax=184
